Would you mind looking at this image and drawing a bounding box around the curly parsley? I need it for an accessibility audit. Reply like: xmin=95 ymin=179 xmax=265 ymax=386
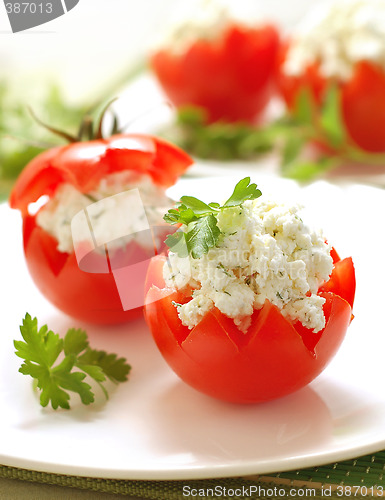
xmin=164 ymin=177 xmax=262 ymax=259
xmin=14 ymin=314 xmax=131 ymax=410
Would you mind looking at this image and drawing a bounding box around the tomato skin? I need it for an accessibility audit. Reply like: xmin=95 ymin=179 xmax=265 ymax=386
xmin=330 ymin=246 xmax=340 ymax=264
xmin=277 ymin=43 xmax=385 ymax=153
xmin=145 ymin=255 xmax=354 ymax=403
xmin=10 ymin=135 xmax=192 ymax=324
xmin=276 ymin=42 xmax=327 ymax=110
xmin=9 ymin=134 xmax=193 ymax=216
xmin=151 ymin=24 xmax=280 ymax=123
xmin=318 ymin=257 xmax=355 ymax=310
xmin=341 ymin=62 xmax=385 ymax=153
xmin=23 ymin=214 xmax=143 ymax=324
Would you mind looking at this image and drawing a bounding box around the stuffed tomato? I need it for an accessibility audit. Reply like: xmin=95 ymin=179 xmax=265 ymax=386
xmin=10 ymin=131 xmax=192 ymax=325
xmin=150 ymin=3 xmax=279 ymax=124
xmin=144 ymin=178 xmax=355 ymax=403
xmin=277 ymin=0 xmax=385 ymax=153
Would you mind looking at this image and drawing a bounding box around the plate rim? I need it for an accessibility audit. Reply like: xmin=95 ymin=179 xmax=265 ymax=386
xmin=1 ymin=175 xmax=384 ymax=481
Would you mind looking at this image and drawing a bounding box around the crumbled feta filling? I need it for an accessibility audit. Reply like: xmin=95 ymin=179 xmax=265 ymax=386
xmin=36 ymin=172 xmax=172 ymax=253
xmin=164 ymin=199 xmax=333 ymax=333
xmin=162 ymin=0 xmax=261 ymax=54
xmin=283 ymin=0 xmax=385 ymax=81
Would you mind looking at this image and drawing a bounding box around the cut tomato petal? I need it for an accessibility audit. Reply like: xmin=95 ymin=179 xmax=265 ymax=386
xmin=51 ymin=141 xmax=109 ymax=192
xmin=9 ymin=147 xmax=62 ymax=215
xmin=144 ymin=255 xmax=167 ymax=296
xmin=23 ymin=217 xmax=142 ymax=324
xmin=145 ymin=286 xmax=191 ymax=345
xmin=330 ymin=247 xmax=340 ymax=264
xmin=145 ymin=278 xmax=353 ymax=403
xmin=319 ymin=257 xmax=355 ymax=309
xmin=148 ymin=136 xmax=195 ymax=187
xmin=182 ymin=308 xmax=240 ymax=364
xmin=316 ymin=291 xmax=352 ymax=360
xmin=9 ymin=134 xmax=192 ymax=212
xmin=22 ymin=214 xmax=69 ymax=276
xmin=9 ymin=133 xmax=192 ymax=324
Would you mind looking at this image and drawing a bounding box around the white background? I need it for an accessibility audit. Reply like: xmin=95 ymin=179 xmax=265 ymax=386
xmin=0 ymin=0 xmax=317 ymax=103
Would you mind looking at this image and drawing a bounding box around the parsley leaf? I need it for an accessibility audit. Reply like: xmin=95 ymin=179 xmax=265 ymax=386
xmin=178 ymin=196 xmax=214 ymax=215
xmin=165 ymin=231 xmax=189 ymax=258
xmin=164 ymin=177 xmax=262 ymax=259
xmin=185 ymin=214 xmax=221 ymax=259
xmin=163 ymin=207 xmax=198 ymax=226
xmin=223 ymin=177 xmax=262 ymax=207
xmin=14 ymin=314 xmax=131 ymax=410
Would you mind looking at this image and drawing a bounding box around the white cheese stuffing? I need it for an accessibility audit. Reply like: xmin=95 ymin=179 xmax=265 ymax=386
xmin=283 ymin=0 xmax=385 ymax=81
xmin=161 ymin=0 xmax=262 ymax=54
xmin=175 ymin=293 xmax=214 ymax=328
xmin=36 ymin=171 xmax=172 ymax=253
xmin=164 ymin=199 xmax=333 ymax=333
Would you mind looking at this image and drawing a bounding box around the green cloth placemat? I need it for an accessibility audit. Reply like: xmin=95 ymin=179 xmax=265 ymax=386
xmin=2 ymin=451 xmax=385 ymax=499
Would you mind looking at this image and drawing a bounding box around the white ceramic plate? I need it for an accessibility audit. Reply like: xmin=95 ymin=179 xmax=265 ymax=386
xmin=1 ymin=174 xmax=384 ymax=480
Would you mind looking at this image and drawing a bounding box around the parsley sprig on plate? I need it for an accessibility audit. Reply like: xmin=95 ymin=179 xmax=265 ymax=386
xmin=164 ymin=177 xmax=262 ymax=259
xmin=14 ymin=314 xmax=131 ymax=410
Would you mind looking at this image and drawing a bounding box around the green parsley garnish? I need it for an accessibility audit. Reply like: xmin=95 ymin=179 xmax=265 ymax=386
xmin=14 ymin=314 xmax=131 ymax=410
xmin=217 ymin=263 xmax=232 ymax=277
xmin=164 ymin=177 xmax=262 ymax=259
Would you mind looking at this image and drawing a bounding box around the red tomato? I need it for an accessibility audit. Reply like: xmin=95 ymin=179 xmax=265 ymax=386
xmin=318 ymin=257 xmax=355 ymax=310
xmin=151 ymin=23 xmax=280 ymax=123
xmin=341 ymin=61 xmax=385 ymax=153
xmin=10 ymin=135 xmax=192 ymax=216
xmin=277 ymin=43 xmax=385 ymax=153
xmin=144 ymin=254 xmax=355 ymax=403
xmin=276 ymin=42 xmax=327 ymax=110
xmin=10 ymin=135 xmax=192 ymax=324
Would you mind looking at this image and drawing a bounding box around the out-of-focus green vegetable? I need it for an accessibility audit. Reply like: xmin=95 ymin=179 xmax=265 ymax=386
xmin=0 ymin=83 xmax=88 ymax=201
xmin=169 ymin=106 xmax=279 ymax=161
xmin=0 ymin=60 xmax=147 ymax=202
xmin=166 ymin=86 xmax=385 ymax=181
xmin=280 ymin=86 xmax=385 ymax=180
